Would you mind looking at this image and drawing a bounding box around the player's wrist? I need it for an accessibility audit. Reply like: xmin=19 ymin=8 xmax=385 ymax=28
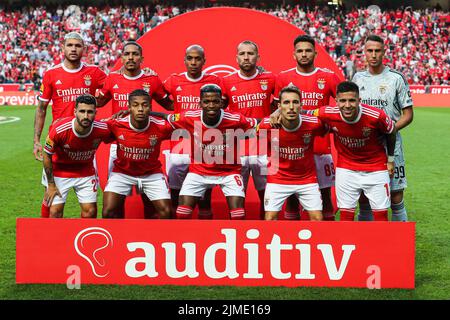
xmin=387 ymin=155 xmax=395 ymax=162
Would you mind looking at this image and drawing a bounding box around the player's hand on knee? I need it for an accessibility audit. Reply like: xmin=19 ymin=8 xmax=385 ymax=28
xmin=45 ymin=183 xmax=61 ymax=207
xmin=34 ymin=142 xmax=43 ymax=161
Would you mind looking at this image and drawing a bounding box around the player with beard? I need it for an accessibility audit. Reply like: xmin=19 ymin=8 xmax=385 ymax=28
xmin=163 ymin=45 xmax=222 ymax=218
xmin=352 ymin=35 xmax=414 ymax=222
xmin=221 ymin=40 xmax=277 ymax=220
xmin=275 ymin=35 xmax=340 ymax=221
xmin=35 ymin=32 xmax=106 ymax=217
xmin=97 ymin=41 xmax=173 ymax=219
xmin=42 ymin=94 xmax=111 ymax=218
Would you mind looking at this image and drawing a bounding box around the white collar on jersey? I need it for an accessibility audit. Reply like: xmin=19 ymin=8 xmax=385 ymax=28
xmin=128 ymin=115 xmax=151 ymax=132
xmin=71 ymin=118 xmax=93 ymax=138
xmin=201 ymin=109 xmax=224 ymax=128
xmin=123 ymin=70 xmax=144 ymax=80
xmin=340 ymin=104 xmax=363 ymax=124
xmin=62 ymin=62 xmax=84 ymax=73
xmin=295 ymin=67 xmax=319 ymax=76
xmin=184 ymin=72 xmax=205 ymax=82
xmin=281 ymin=115 xmax=302 ymax=132
xmin=238 ymin=70 xmax=259 ymax=80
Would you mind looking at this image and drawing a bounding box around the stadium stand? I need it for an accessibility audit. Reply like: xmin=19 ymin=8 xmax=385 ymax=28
xmin=0 ymin=2 xmax=448 ymax=87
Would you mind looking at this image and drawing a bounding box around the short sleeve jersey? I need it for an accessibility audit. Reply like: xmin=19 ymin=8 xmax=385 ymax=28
xmin=44 ymin=117 xmax=112 ymax=178
xmin=106 ymin=116 xmax=174 ymax=176
xmin=258 ymin=115 xmax=327 ymax=184
xmin=316 ymin=104 xmax=395 ymax=171
xmin=168 ymin=110 xmax=258 ymax=176
xmin=99 ymin=71 xmax=167 ymax=114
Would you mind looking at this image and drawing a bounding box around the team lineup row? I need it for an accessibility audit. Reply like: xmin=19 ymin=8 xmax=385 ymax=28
xmin=33 ymin=31 xmax=414 ymax=221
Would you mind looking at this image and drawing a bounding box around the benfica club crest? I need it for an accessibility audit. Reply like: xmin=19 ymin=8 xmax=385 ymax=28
xmin=379 ymin=85 xmax=387 ymax=95
xmin=362 ymin=127 xmax=372 ymax=137
xmin=149 ymin=136 xmax=158 ymax=147
xmin=84 ymin=75 xmax=92 ymax=86
xmin=317 ymin=78 xmax=326 ymax=90
xmin=92 ymin=139 xmax=101 ymax=148
xmin=303 ymin=133 xmax=312 ymax=144
xmin=260 ymin=80 xmax=268 ymax=91
xmin=142 ymin=82 xmax=151 ymax=93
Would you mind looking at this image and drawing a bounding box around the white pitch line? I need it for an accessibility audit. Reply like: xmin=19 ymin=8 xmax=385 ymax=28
xmin=0 ymin=116 xmax=21 ymax=124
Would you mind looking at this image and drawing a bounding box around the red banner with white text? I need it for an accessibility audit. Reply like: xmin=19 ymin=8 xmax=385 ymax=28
xmin=16 ymin=218 xmax=415 ymax=288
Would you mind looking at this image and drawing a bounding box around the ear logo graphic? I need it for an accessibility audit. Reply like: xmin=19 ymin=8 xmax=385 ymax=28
xmin=74 ymin=227 xmax=114 ymax=278
xmin=203 ymin=65 xmax=238 ymax=77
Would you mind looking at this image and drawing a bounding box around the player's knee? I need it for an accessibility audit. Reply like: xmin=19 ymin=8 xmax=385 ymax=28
xmin=49 ymin=207 xmax=63 ymax=218
xmin=157 ymin=206 xmax=172 ymax=219
xmin=102 ymin=206 xmax=120 ymax=219
xmin=391 ymin=190 xmax=404 ymax=204
xmin=309 ymin=211 xmax=323 ymax=221
xmin=265 ymin=212 xmax=278 ymax=220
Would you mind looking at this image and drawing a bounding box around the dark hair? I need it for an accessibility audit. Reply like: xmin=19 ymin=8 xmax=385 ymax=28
xmin=365 ymin=34 xmax=384 ymax=45
xmin=123 ymin=41 xmax=143 ymax=55
xmin=279 ymin=85 xmax=302 ymax=102
xmin=293 ymin=35 xmax=315 ymax=48
xmin=128 ymin=89 xmax=151 ymax=104
xmin=75 ymin=94 xmax=96 ymax=108
xmin=200 ymin=83 xmax=222 ymax=98
xmin=336 ymin=81 xmax=360 ymax=95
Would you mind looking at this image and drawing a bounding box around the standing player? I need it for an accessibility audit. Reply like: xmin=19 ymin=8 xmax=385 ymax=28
xmin=34 ymin=32 xmax=106 ymax=217
xmin=353 ymin=35 xmax=414 ymax=222
xmin=168 ymin=84 xmax=259 ymax=220
xmin=102 ymin=89 xmax=173 ymax=219
xmin=259 ymin=86 xmax=326 ymax=221
xmin=96 ymin=41 xmax=172 ymax=219
xmin=163 ymin=44 xmax=222 ymax=218
xmin=221 ymin=40 xmax=276 ymax=219
xmin=312 ymin=81 xmax=397 ymax=221
xmin=275 ymin=35 xmax=340 ymax=221
xmin=43 ymin=94 xmax=111 ymax=218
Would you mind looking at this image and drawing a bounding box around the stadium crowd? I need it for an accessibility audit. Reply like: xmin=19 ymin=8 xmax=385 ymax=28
xmin=0 ymin=4 xmax=449 ymax=87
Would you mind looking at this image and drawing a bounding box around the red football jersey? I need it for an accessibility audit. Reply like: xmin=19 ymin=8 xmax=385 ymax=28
xmin=168 ymin=110 xmax=258 ymax=176
xmin=163 ymin=72 xmax=223 ymax=112
xmin=316 ymin=104 xmax=395 ymax=172
xmin=275 ymin=67 xmax=340 ymax=154
xmin=39 ymin=63 xmax=106 ymax=124
xmin=99 ymin=71 xmax=167 ymax=114
xmin=106 ymin=116 xmax=174 ymax=176
xmin=258 ymin=115 xmax=327 ymax=184
xmin=222 ymin=70 xmax=276 ymax=156
xmin=44 ymin=117 xmax=112 ymax=178
xmin=163 ymin=72 xmax=223 ymax=154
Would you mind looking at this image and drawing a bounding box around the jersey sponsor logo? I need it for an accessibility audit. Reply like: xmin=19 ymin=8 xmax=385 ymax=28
xmin=55 ymin=80 xmax=62 ymax=85
xmin=84 ymin=75 xmax=92 ymax=86
xmin=317 ymin=78 xmax=326 ymax=90
xmin=142 ymin=82 xmax=151 ymax=93
xmin=260 ymin=80 xmax=268 ymax=91
xmin=361 ymin=98 xmax=388 ymax=108
xmin=362 ymin=127 xmax=372 ymax=137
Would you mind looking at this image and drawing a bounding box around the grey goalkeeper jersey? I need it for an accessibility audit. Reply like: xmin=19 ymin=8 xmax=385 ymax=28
xmin=352 ymin=66 xmax=413 ymax=121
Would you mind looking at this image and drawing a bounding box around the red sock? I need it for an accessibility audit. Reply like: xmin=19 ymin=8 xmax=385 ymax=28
xmin=198 ymin=209 xmax=213 ymax=220
xmin=339 ymin=208 xmax=356 ymax=221
xmin=230 ymin=208 xmax=245 ymax=220
xmin=300 ymin=209 xmax=310 ymax=221
xmin=373 ymin=209 xmax=388 ymax=221
xmin=284 ymin=210 xmax=299 ymax=220
xmin=176 ymin=205 xmax=193 ymax=219
xmin=41 ymin=200 xmax=50 ymax=218
xmin=323 ymin=209 xmax=335 ymax=221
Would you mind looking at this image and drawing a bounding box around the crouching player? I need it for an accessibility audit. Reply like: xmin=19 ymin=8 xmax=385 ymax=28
xmin=259 ymin=86 xmax=326 ymax=220
xmin=311 ymin=81 xmax=396 ymax=221
xmin=42 ymin=94 xmax=112 ymax=218
xmin=102 ymin=89 xmax=174 ymax=219
xmin=167 ymin=84 xmax=259 ymax=220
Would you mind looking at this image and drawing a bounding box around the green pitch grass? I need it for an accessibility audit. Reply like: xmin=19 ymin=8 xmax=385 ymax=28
xmin=0 ymin=106 xmax=449 ymax=300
